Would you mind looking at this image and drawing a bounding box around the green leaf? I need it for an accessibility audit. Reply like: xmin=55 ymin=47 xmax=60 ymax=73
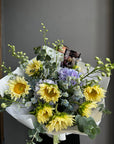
xmin=52 ymin=62 xmax=56 ymax=68
xmin=75 ymin=115 xmax=100 ymax=139
xmin=98 ymin=104 xmax=111 ymax=115
xmin=41 ymin=49 xmax=46 ymax=56
xmin=45 ymin=55 xmax=51 ymax=61
xmin=45 ymin=63 xmax=50 ymax=68
xmin=37 ymin=55 xmax=44 ymax=61
xmin=78 ymin=117 xmax=87 ymax=132
xmin=33 ymin=46 xmax=41 ymax=54
xmin=35 ymin=133 xmax=43 ymax=142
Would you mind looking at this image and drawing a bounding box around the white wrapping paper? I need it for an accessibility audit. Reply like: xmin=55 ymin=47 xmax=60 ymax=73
xmin=0 ymin=46 xmax=110 ymax=141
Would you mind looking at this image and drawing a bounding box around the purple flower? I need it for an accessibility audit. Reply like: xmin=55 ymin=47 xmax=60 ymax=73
xmin=58 ymin=68 xmax=81 ymax=86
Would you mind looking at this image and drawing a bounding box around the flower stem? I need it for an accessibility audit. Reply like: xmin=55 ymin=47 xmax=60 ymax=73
xmin=81 ymin=68 xmax=97 ymax=80
xmin=55 ymin=103 xmax=59 ymax=113
xmin=70 ymin=101 xmax=81 ymax=106
xmin=53 ymin=135 xmax=59 ymax=144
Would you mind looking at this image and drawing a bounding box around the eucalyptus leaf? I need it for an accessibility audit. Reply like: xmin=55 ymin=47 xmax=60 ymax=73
xmin=45 ymin=55 xmax=51 ymax=61
xmin=34 ymin=46 xmax=41 ymax=54
xmin=41 ymin=49 xmax=46 ymax=56
xmin=37 ymin=55 xmax=44 ymax=61
xmin=75 ymin=115 xmax=100 ymax=139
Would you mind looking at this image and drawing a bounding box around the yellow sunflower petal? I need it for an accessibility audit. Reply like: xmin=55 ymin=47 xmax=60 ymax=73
xmin=37 ymin=83 xmax=61 ymax=103
xmin=25 ymin=58 xmax=42 ymax=76
xmin=8 ymin=76 xmax=30 ymax=100
xmin=84 ymin=85 xmax=106 ymax=102
xmin=37 ymin=106 xmax=53 ymax=124
xmin=79 ymin=101 xmax=97 ymax=118
xmin=46 ymin=113 xmax=74 ymax=132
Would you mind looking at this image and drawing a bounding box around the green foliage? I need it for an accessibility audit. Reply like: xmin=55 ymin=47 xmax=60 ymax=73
xmin=75 ymin=115 xmax=100 ymax=139
xmin=53 ymin=135 xmax=60 ymax=144
xmin=34 ymin=46 xmax=58 ymax=79
xmin=78 ymin=57 xmax=114 ymax=89
xmin=27 ymin=122 xmax=45 ymax=144
xmin=0 ymin=94 xmax=13 ymax=112
xmin=52 ymin=39 xmax=64 ymax=51
xmin=34 ymin=46 xmax=41 ymax=54
xmin=0 ymin=61 xmax=12 ymax=75
xmin=40 ymin=23 xmax=49 ymax=45
xmin=98 ymin=104 xmax=112 ymax=115
xmin=8 ymin=44 xmax=29 ymax=67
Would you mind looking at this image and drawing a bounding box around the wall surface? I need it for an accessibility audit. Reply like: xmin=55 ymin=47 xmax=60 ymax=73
xmin=1 ymin=0 xmax=113 ymax=144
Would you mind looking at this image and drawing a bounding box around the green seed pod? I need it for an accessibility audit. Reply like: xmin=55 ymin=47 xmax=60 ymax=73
xmin=96 ymin=66 xmax=100 ymax=69
xmin=101 ymin=72 xmax=105 ymax=77
xmin=107 ymin=73 xmax=111 ymax=77
xmin=43 ymin=26 xmax=45 ymax=29
xmin=106 ymin=68 xmax=110 ymax=72
xmin=95 ymin=56 xmax=100 ymax=60
xmin=41 ymin=23 xmax=44 ymax=25
xmin=97 ymin=76 xmax=102 ymax=80
xmin=77 ymin=78 xmax=81 ymax=84
xmin=44 ymin=38 xmax=48 ymax=40
xmin=85 ymin=63 xmax=90 ymax=67
xmin=105 ymin=58 xmax=111 ymax=62
xmin=94 ymin=80 xmax=98 ymax=83
xmin=105 ymin=64 xmax=109 ymax=68
xmin=97 ymin=61 xmax=103 ymax=65
xmin=1 ymin=103 xmax=7 ymax=108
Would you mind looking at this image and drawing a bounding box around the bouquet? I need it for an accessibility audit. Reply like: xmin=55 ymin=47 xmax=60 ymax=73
xmin=0 ymin=23 xmax=114 ymax=144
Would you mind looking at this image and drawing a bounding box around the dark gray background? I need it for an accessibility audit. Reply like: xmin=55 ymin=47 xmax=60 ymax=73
xmin=1 ymin=0 xmax=114 ymax=144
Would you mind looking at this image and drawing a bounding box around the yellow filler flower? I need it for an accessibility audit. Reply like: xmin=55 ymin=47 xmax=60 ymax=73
xmin=8 ymin=76 xmax=30 ymax=100
xmin=37 ymin=105 xmax=53 ymax=124
xmin=25 ymin=58 xmax=42 ymax=76
xmin=37 ymin=83 xmax=61 ymax=103
xmin=84 ymin=85 xmax=105 ymax=102
xmin=79 ymin=101 xmax=97 ymax=118
xmin=46 ymin=113 xmax=74 ymax=132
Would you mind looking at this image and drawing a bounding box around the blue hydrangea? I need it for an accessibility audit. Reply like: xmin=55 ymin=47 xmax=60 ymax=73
xmin=58 ymin=68 xmax=81 ymax=86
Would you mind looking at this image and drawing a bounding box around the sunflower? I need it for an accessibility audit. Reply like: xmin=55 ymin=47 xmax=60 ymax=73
xmin=8 ymin=76 xmax=30 ymax=100
xmin=84 ymin=85 xmax=105 ymax=102
xmin=37 ymin=105 xmax=53 ymax=124
xmin=25 ymin=58 xmax=42 ymax=76
xmin=46 ymin=113 xmax=74 ymax=132
xmin=78 ymin=101 xmax=97 ymax=118
xmin=37 ymin=83 xmax=61 ymax=103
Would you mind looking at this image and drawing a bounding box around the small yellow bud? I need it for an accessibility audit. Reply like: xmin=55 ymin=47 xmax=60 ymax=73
xmin=41 ymin=23 xmax=44 ymax=25
xmin=105 ymin=64 xmax=109 ymax=68
xmin=105 ymin=58 xmax=110 ymax=62
xmin=95 ymin=56 xmax=100 ymax=60
xmin=96 ymin=66 xmax=100 ymax=69
xmin=94 ymin=80 xmax=98 ymax=83
xmin=101 ymin=72 xmax=105 ymax=77
xmin=77 ymin=78 xmax=81 ymax=84
xmin=17 ymin=55 xmax=20 ymax=58
xmin=106 ymin=68 xmax=110 ymax=72
xmin=1 ymin=103 xmax=7 ymax=108
xmin=80 ymin=75 xmax=84 ymax=78
xmin=87 ymin=67 xmax=90 ymax=71
xmin=107 ymin=73 xmax=111 ymax=77
xmin=43 ymin=26 xmax=45 ymax=29
xmin=97 ymin=61 xmax=103 ymax=65
xmin=98 ymin=76 xmax=102 ymax=80
xmin=85 ymin=63 xmax=90 ymax=67
xmin=44 ymin=38 xmax=48 ymax=40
